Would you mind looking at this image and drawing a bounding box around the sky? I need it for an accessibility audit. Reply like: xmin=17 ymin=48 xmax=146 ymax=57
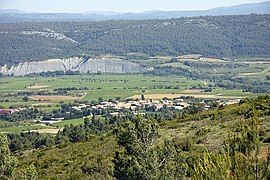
xmin=0 ymin=0 xmax=267 ymax=13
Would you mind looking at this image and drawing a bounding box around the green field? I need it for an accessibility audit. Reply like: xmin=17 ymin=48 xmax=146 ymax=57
xmin=0 ymin=118 xmax=86 ymax=133
xmin=53 ymin=118 xmax=85 ymax=128
xmin=0 ymin=74 xmax=202 ymax=107
xmin=0 ymin=124 xmax=54 ymax=133
xmin=0 ymin=74 xmax=262 ymax=106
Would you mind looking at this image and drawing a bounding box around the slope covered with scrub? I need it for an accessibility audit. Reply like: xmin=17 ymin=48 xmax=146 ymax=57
xmin=13 ymin=95 xmax=270 ymax=179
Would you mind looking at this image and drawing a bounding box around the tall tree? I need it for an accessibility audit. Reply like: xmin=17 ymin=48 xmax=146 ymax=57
xmin=0 ymin=132 xmax=18 ymax=178
xmin=113 ymin=116 xmax=188 ymax=179
xmin=0 ymin=133 xmax=38 ymax=179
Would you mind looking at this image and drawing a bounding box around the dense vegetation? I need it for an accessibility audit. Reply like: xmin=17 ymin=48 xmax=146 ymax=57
xmin=0 ymin=133 xmax=38 ymax=179
xmin=0 ymin=95 xmax=269 ymax=179
xmin=0 ymin=14 xmax=270 ymax=66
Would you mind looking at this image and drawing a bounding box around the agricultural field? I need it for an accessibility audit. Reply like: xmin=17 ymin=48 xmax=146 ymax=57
xmin=0 ymin=118 xmax=86 ymax=134
xmin=0 ymin=74 xmax=263 ymax=107
xmin=0 ymin=123 xmax=56 ymax=134
xmin=52 ymin=118 xmax=85 ymax=128
xmin=155 ymin=57 xmax=270 ymax=77
xmin=0 ymin=74 xmax=201 ymax=107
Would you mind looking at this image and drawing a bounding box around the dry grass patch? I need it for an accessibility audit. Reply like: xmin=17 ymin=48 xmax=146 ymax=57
xmin=181 ymin=89 xmax=203 ymax=94
xmin=30 ymin=95 xmax=83 ymax=101
xmin=179 ymin=56 xmax=227 ymax=63
xmin=27 ymin=83 xmax=50 ymax=89
xmin=130 ymin=93 xmax=246 ymax=100
xmin=29 ymin=128 xmax=62 ymax=134
xmin=31 ymin=102 xmax=54 ymax=106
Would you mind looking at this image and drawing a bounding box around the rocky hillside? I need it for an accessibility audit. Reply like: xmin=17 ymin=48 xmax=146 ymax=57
xmin=0 ymin=57 xmax=146 ymax=76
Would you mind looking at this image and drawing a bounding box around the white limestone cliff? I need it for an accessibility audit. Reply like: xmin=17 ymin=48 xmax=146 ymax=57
xmin=0 ymin=57 xmax=146 ymax=76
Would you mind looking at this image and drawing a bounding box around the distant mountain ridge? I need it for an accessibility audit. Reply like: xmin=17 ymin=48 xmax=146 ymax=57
xmin=0 ymin=9 xmax=25 ymax=13
xmin=0 ymin=1 xmax=269 ymax=23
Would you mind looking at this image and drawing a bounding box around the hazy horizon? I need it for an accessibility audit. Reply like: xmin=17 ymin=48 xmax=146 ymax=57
xmin=0 ymin=0 xmax=268 ymax=13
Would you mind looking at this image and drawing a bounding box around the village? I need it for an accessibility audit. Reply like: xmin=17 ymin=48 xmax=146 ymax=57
xmin=0 ymin=93 xmax=241 ymax=125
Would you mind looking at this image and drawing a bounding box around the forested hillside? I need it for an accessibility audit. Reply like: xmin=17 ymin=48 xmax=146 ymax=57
xmin=0 ymin=14 xmax=269 ymax=66
xmin=1 ymin=95 xmax=269 ymax=179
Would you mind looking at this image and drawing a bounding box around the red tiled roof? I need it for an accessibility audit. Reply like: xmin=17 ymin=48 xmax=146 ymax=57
xmin=0 ymin=109 xmax=13 ymax=115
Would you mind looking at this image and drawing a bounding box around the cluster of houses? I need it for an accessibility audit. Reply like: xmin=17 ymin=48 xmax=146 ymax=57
xmin=0 ymin=96 xmax=241 ymax=126
xmin=71 ymin=98 xmax=191 ymax=117
xmin=70 ymin=97 xmax=241 ymax=117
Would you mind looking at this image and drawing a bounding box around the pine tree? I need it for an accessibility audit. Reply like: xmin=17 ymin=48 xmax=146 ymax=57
xmin=113 ymin=116 xmax=188 ymax=179
xmin=0 ymin=132 xmax=18 ymax=178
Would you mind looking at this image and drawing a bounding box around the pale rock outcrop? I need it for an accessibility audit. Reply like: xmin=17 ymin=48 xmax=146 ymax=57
xmin=0 ymin=65 xmax=8 ymax=74
xmin=20 ymin=31 xmax=78 ymax=43
xmin=0 ymin=57 xmax=146 ymax=76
